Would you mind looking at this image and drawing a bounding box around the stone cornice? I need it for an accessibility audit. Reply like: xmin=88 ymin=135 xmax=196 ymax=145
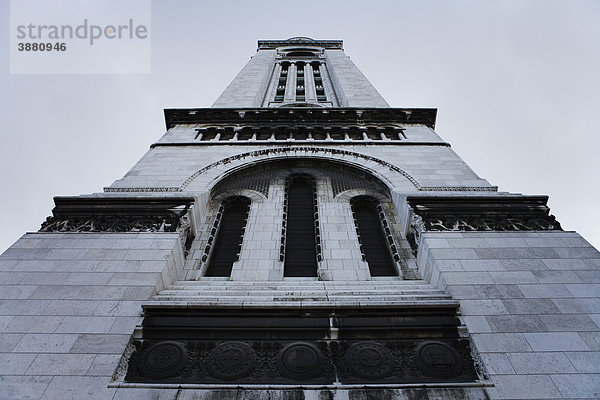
xmin=39 ymin=196 xmax=195 ymax=235
xmin=258 ymin=39 xmax=343 ymax=50
xmin=164 ymin=108 xmax=438 ymax=130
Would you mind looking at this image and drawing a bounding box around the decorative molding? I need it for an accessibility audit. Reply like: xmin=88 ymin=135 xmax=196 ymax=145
xmin=122 ymin=307 xmax=479 ymax=385
xmin=40 ymin=214 xmax=187 ymax=233
xmin=187 ymin=123 xmax=406 ymax=142
xmin=104 ymin=187 xmax=181 ymax=192
xmin=407 ymin=195 xmax=562 ymax=250
xmin=211 ymin=166 xmax=276 ymax=198
xmin=258 ymin=39 xmax=343 ymax=50
xmin=164 ymin=107 xmax=437 ymax=130
xmin=178 ymin=147 xmax=497 ymax=193
xmin=39 ymin=197 xmax=195 ymax=254
xmin=113 ymin=341 xmax=137 ymax=382
xmin=124 ymin=338 xmax=477 ymax=384
xmin=104 ymin=148 xmax=498 ymax=194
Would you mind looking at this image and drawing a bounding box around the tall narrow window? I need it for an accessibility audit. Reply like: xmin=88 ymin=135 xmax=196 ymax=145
xmin=351 ymin=196 xmax=397 ymax=277
xmin=295 ymin=62 xmax=305 ymax=102
xmin=283 ymin=175 xmax=318 ymax=277
xmin=205 ymin=197 xmax=250 ymax=277
xmin=274 ymin=63 xmax=288 ymax=102
xmin=312 ymin=62 xmax=327 ymax=102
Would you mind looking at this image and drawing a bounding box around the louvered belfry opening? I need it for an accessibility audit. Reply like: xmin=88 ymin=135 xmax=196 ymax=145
xmin=351 ymin=196 xmax=397 ymax=277
xmin=205 ymin=197 xmax=250 ymax=277
xmin=284 ymin=174 xmax=318 ymax=277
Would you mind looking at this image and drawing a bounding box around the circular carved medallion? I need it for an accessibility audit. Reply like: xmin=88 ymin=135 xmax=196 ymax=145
xmin=206 ymin=341 xmax=256 ymax=380
xmin=277 ymin=342 xmax=324 ymax=380
xmin=139 ymin=341 xmax=187 ymax=379
xmin=345 ymin=341 xmax=394 ymax=379
xmin=415 ymin=341 xmax=462 ymax=378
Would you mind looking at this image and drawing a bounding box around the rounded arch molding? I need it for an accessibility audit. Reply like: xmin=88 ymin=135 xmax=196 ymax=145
xmin=183 ymin=147 xmax=418 ymax=193
xmin=104 ymin=147 xmax=498 ymax=193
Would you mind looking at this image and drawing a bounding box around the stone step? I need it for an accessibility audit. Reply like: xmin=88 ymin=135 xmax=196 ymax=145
xmin=153 ymin=297 xmax=453 ymax=304
xmin=158 ymin=288 xmax=444 ymax=296
xmin=143 ymin=299 xmax=460 ymax=310
xmin=167 ymin=283 xmax=439 ymax=291
xmin=172 ymin=279 xmax=426 ymax=286
xmin=152 ymin=279 xmax=453 ymax=307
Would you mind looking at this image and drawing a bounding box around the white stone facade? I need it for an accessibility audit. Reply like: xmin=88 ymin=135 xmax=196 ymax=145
xmin=1 ymin=37 xmax=598 ymax=399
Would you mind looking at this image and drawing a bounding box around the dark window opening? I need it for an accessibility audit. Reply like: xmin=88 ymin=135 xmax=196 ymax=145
xmin=274 ymin=64 xmax=289 ymax=103
xmin=218 ymin=128 xmax=235 ymax=140
xmin=295 ymin=129 xmax=308 ymax=140
xmin=205 ymin=197 xmax=251 ymax=277
xmin=348 ymin=128 xmax=363 ymax=140
xmin=351 ymin=196 xmax=397 ymax=277
xmin=312 ymin=129 xmax=326 ymax=140
xmin=329 ymin=128 xmax=344 ymax=140
xmin=286 ymin=51 xmax=316 ymax=57
xmin=200 ymin=127 xmax=217 ymax=141
xmin=284 ymin=175 xmax=318 ymax=277
xmin=257 ymin=128 xmax=272 ymax=140
xmin=275 ymin=130 xmax=288 ymax=140
xmin=237 ymin=128 xmax=253 ymax=141
xmin=366 ymin=127 xmax=382 ymax=140
xmin=312 ymin=63 xmax=327 ymax=102
xmin=296 ymin=64 xmax=305 ymax=102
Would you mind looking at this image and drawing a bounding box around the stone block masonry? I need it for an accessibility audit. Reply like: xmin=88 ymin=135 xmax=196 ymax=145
xmin=0 ymin=232 xmax=182 ymax=400
xmin=419 ymin=230 xmax=600 ymax=399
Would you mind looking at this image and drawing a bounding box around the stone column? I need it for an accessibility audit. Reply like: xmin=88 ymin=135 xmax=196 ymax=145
xmin=263 ymin=62 xmax=282 ymax=106
xmin=230 ymin=190 xmax=285 ymax=281
xmin=284 ymin=63 xmax=297 ymax=102
xmin=305 ymin=63 xmax=317 ymax=102
xmin=319 ymin=62 xmax=337 ymax=106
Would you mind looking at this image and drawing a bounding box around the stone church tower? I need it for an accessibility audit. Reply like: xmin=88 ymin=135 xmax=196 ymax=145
xmin=1 ymin=37 xmax=599 ymax=399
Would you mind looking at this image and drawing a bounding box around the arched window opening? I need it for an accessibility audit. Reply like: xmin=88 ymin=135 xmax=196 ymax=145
xmin=285 ymin=51 xmax=317 ymax=57
xmin=351 ymin=196 xmax=397 ymax=277
xmin=205 ymin=197 xmax=251 ymax=277
xmin=282 ymin=175 xmax=319 ymax=277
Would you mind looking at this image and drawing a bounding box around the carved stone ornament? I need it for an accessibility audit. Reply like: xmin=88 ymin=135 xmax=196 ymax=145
xmin=138 ymin=341 xmax=188 ymax=379
xmin=39 ymin=197 xmax=194 ymax=234
xmin=344 ymin=341 xmax=394 ymax=380
xmin=277 ymin=342 xmax=324 ymax=381
xmin=407 ymin=195 xmax=562 ymax=251
xmin=414 ymin=341 xmax=462 ymax=379
xmin=206 ymin=342 xmax=256 ymax=380
xmin=124 ymin=338 xmax=477 ymax=385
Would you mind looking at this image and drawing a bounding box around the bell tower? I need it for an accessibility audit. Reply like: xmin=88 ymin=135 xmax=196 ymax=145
xmin=1 ymin=37 xmax=599 ymax=400
xmin=213 ymin=37 xmax=389 ymax=108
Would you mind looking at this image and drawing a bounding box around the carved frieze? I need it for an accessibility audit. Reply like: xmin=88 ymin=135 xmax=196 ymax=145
xmin=164 ymin=107 xmax=437 ymax=130
xmin=121 ymin=305 xmax=480 ymax=385
xmin=124 ymin=338 xmax=477 ymax=384
xmin=40 ymin=197 xmax=193 ymax=230
xmin=40 ymin=214 xmax=185 ymax=233
xmin=407 ymin=196 xmax=562 ymax=250
xmin=39 ymin=197 xmax=195 ymax=252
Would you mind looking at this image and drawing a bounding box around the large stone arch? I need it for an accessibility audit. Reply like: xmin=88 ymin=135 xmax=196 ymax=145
xmin=182 ymin=147 xmax=420 ymax=194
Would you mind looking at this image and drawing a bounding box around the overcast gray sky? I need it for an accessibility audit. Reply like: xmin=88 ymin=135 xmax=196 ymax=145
xmin=1 ymin=0 xmax=599 ymax=253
